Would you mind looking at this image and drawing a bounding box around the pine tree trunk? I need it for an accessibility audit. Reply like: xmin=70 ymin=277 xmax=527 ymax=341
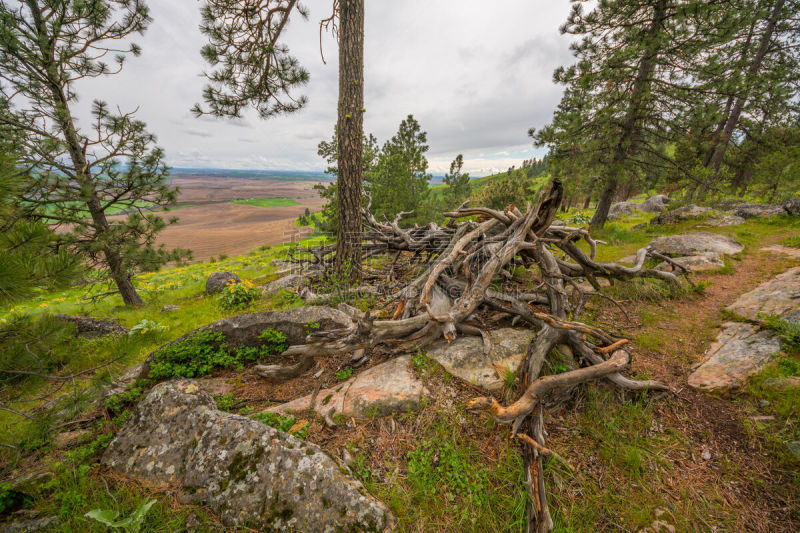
xmin=583 ymin=196 xmax=591 ymax=209
xmin=591 ymin=179 xmax=617 ymax=229
xmin=335 ymin=0 xmax=365 ymax=283
xmin=706 ymin=0 xmax=785 ymax=173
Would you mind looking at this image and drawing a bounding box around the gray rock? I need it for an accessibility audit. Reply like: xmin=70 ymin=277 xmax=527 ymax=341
xmin=0 ymin=516 xmax=57 ymax=533
xmin=783 ymin=198 xmax=800 ymax=216
xmin=760 ymin=245 xmax=800 ymax=259
xmin=55 ymin=314 xmax=127 ymax=337
xmin=205 ymin=271 xmax=241 ymax=295
xmin=650 ymin=232 xmax=743 ymax=257
xmin=706 ymin=214 xmax=745 ymax=227
xmin=160 ymin=305 xmax=180 ymax=313
xmin=261 ymin=273 xmax=304 ymax=295
xmin=688 ymin=322 xmax=782 ymax=391
xmin=655 ymin=254 xmax=725 ymax=272
xmin=139 ymin=307 xmax=353 ymax=379
xmin=786 ymin=441 xmax=800 ymax=462
xmin=733 ymin=203 xmax=786 ymax=219
xmin=101 ymin=363 xmax=144 ymax=401
xmin=103 ymin=380 xmax=393 ymax=532
xmin=608 ymin=201 xmax=637 ymax=221
xmin=425 ymin=328 xmax=536 ymax=391
xmin=270 ymin=355 xmax=427 ymax=418
xmin=762 ymin=376 xmax=800 ymax=390
xmin=640 ymin=194 xmax=672 ymax=213
xmin=726 ymin=266 xmax=800 ymax=320
xmin=649 ymin=204 xmax=712 ymax=225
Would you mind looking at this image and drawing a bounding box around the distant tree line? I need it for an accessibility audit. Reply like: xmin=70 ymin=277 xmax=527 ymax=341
xmin=533 ymin=0 xmax=800 ymax=228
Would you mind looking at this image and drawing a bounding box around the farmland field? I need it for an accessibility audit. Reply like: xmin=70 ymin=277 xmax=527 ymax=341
xmin=116 ymin=174 xmax=327 ymax=261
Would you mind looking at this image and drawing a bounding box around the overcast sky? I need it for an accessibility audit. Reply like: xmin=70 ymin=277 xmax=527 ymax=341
xmin=74 ymin=1 xmax=575 ymax=176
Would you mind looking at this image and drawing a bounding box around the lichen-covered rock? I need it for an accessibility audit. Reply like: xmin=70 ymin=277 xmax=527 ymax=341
xmin=640 ymin=194 xmax=671 ymax=213
xmin=426 ymin=328 xmax=536 ymax=391
xmin=205 ymin=271 xmax=241 ymax=294
xmin=55 ymin=314 xmax=127 ymax=337
xmin=103 ymin=380 xmax=393 ymax=532
xmin=608 ymin=201 xmax=638 ymax=220
xmin=655 ymin=254 xmax=725 ymax=272
xmin=261 ymin=273 xmax=304 ymax=295
xmin=732 ymin=203 xmax=786 ymax=219
xmin=649 ymin=205 xmax=712 ymax=225
xmin=705 ymin=214 xmax=745 ymax=227
xmin=784 ymin=198 xmax=800 ymax=216
xmin=688 ymin=322 xmax=782 ymax=391
xmin=726 ymin=266 xmax=800 ymax=320
xmin=270 ymin=355 xmax=427 ymax=418
xmin=649 ymin=232 xmax=743 ymax=257
xmin=139 ymin=307 xmax=352 ymax=379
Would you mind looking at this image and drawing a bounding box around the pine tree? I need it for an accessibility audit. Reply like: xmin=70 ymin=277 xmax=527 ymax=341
xmin=443 ymin=154 xmax=471 ymax=209
xmin=365 ymin=115 xmax=433 ymax=224
xmin=195 ymin=0 xmax=367 ymax=281
xmin=0 ymin=0 xmax=189 ymax=305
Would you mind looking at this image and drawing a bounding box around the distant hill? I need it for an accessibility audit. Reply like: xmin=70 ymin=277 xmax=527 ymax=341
xmin=170 ymin=168 xmax=331 ymax=181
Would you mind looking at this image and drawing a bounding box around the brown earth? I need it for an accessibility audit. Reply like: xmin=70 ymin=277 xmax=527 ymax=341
xmin=113 ymin=176 xmax=327 ymax=261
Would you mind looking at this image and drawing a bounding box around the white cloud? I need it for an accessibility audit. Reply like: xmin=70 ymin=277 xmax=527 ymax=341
xmin=71 ymin=1 xmax=573 ymax=176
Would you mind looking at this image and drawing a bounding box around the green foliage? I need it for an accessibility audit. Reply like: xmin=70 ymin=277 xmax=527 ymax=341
xmin=128 ymin=319 xmax=166 ymax=337
xmin=335 ymin=367 xmax=353 ymax=381
xmin=442 ymin=154 xmax=471 ymax=209
xmin=469 ymin=169 xmax=545 ymax=210
xmin=85 ymin=499 xmax=156 ymax=533
xmin=258 ymin=328 xmax=288 ymax=355
xmin=213 ymin=393 xmax=235 ymax=412
xmin=304 ymin=321 xmax=320 ymax=334
xmin=231 ymin=197 xmax=300 ymax=207
xmin=217 ymin=279 xmax=260 ymax=310
xmin=251 ymin=411 xmax=308 ymax=439
xmin=567 ymin=210 xmax=592 ymax=225
xmin=104 ymin=383 xmax=147 ymax=417
xmin=762 ymin=316 xmax=800 ymax=353
xmin=605 ymin=279 xmax=691 ymax=303
xmin=148 ymin=331 xmax=237 ymax=380
xmin=0 ymin=482 xmax=30 ymax=515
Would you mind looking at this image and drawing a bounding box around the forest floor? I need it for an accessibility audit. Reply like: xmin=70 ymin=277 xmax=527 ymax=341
xmin=0 ymin=205 xmax=798 ymax=532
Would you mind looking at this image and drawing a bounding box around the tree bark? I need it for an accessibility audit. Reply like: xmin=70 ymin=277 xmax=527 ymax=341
xmin=335 ymin=0 xmax=365 ymax=283
xmin=706 ymin=0 xmax=785 ymax=174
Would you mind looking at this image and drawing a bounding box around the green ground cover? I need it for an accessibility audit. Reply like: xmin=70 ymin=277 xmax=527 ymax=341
xmin=230 ymin=197 xmax=300 ymax=207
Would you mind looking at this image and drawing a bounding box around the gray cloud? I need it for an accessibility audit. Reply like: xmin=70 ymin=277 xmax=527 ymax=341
xmin=72 ymin=1 xmax=574 ymax=176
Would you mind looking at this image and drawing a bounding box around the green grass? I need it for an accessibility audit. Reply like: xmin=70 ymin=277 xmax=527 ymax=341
xmin=231 ymin=197 xmax=300 ymax=207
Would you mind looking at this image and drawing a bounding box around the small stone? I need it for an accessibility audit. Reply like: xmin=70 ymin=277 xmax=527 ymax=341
xmin=160 ymin=305 xmax=180 ymax=313
xmin=786 ymin=441 xmax=800 ymax=462
xmin=759 ymin=399 xmax=770 ymax=408
xmin=701 ymin=448 xmax=711 ymax=461
xmin=750 ymin=416 xmax=775 ymax=423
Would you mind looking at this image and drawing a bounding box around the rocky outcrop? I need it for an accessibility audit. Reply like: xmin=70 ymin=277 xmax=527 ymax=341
xmin=689 ymin=267 xmax=800 ymax=391
xmin=425 ymin=328 xmax=535 ymax=391
xmin=261 ymin=273 xmax=304 ymax=295
xmin=784 ymin=198 xmax=800 ymax=216
xmin=649 ymin=232 xmax=743 ymax=257
xmin=103 ymin=380 xmax=393 ymax=532
xmin=269 ymin=355 xmax=427 ymax=419
xmin=139 ymin=307 xmax=353 ymax=379
xmin=761 ymin=245 xmax=800 ymax=259
xmin=655 ymin=254 xmax=725 ymax=273
xmin=649 ymin=205 xmax=712 ymax=225
xmin=688 ymin=322 xmax=782 ymax=391
xmin=640 ymin=194 xmax=672 ymax=213
xmin=706 ymin=214 xmax=745 ymax=227
xmin=205 ymin=271 xmax=241 ymax=294
xmin=608 ymin=201 xmax=637 ymax=220
xmin=732 ymin=203 xmax=786 ymax=219
xmin=55 ymin=314 xmax=127 ymax=337
xmin=726 ymin=267 xmax=800 ymax=320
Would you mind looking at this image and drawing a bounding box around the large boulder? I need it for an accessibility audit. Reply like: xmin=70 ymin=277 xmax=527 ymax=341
xmin=650 ymin=232 xmax=743 ymax=257
xmin=205 ymin=271 xmax=241 ymax=295
xmin=783 ymin=198 xmax=800 ymax=216
xmin=269 ymin=355 xmax=427 ymax=419
xmin=608 ymin=201 xmax=637 ymax=221
xmin=55 ymin=314 xmax=127 ymax=338
xmin=649 ymin=204 xmax=712 ymax=225
xmin=688 ymin=322 xmax=782 ymax=391
xmin=139 ymin=307 xmax=353 ymax=379
xmin=640 ymin=194 xmax=672 ymax=213
xmin=655 ymin=254 xmax=725 ymax=273
xmin=732 ymin=203 xmax=785 ymax=219
xmin=425 ymin=328 xmax=536 ymax=391
xmin=103 ymin=380 xmax=393 ymax=532
xmin=261 ymin=273 xmax=304 ymax=295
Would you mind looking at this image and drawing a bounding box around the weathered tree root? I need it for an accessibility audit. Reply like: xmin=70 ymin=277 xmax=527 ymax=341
xmin=274 ymin=178 xmax=679 ymax=531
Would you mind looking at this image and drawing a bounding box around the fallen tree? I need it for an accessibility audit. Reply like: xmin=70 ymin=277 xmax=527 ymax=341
xmin=272 ymin=178 xmax=681 ymax=532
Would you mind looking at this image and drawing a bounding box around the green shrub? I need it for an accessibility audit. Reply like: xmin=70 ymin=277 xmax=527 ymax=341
xmin=217 ymin=279 xmax=259 ymax=310
xmin=335 ymin=367 xmax=353 ymax=380
xmin=148 ymin=331 xmax=238 ymax=380
xmin=128 ymin=319 xmax=165 ymax=336
xmin=258 ymin=328 xmax=288 ymax=355
xmin=763 ymin=316 xmax=800 ymax=353
xmin=214 ymin=393 xmax=235 ymax=412
xmin=0 ymin=482 xmax=30 ymax=515
xmin=85 ymin=499 xmax=156 ymax=533
xmin=252 ymin=411 xmax=308 ymax=439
